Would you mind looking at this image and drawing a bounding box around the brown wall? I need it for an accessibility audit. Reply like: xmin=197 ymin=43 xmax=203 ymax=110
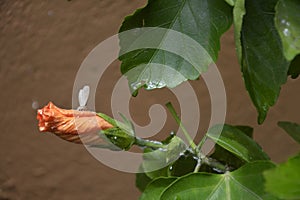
xmin=0 ymin=1 xmax=299 ymax=199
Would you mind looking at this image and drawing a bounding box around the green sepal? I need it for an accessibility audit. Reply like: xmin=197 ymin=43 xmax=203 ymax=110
xmin=101 ymin=127 xmax=135 ymax=151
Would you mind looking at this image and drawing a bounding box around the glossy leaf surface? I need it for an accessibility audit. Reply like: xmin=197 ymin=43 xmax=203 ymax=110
xmin=159 ymin=161 xmax=275 ymax=199
xmin=278 ymin=121 xmax=300 ymax=144
xmin=275 ymin=0 xmax=300 ymax=61
xmin=241 ymin=0 xmax=290 ymax=123
xmin=119 ymin=0 xmax=232 ymax=93
xmin=207 ymin=124 xmax=269 ymax=162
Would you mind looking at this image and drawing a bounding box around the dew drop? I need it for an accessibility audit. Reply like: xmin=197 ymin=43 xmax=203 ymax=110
xmin=283 ymin=28 xmax=290 ymax=36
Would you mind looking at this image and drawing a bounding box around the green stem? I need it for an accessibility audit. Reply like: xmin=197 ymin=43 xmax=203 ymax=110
xmin=197 ymin=134 xmax=208 ymax=150
xmin=166 ymin=102 xmax=197 ymax=151
xmin=193 ymin=157 xmax=202 ymax=173
xmin=202 ymin=157 xmax=228 ymax=173
xmin=193 ymin=153 xmax=228 ymax=173
xmin=193 ymin=151 xmax=206 ymax=173
xmin=134 ymin=137 xmax=165 ymax=149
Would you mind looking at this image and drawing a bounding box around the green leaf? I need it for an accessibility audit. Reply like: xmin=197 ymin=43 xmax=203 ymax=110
xmin=139 ymin=177 xmax=177 ymax=200
xmin=207 ymin=124 xmax=269 ymax=162
xmin=137 ymin=150 xmax=197 ymax=192
xmin=234 ymin=125 xmax=253 ymax=138
xmin=275 ymin=0 xmax=300 ymax=61
xmin=264 ymin=154 xmax=300 ymax=199
xmin=210 ymin=125 xmax=253 ymax=170
xmin=119 ymin=0 xmax=232 ymax=93
xmin=160 ymin=161 xmax=276 ymax=199
xmin=288 ymin=54 xmax=300 ymax=79
xmin=241 ymin=0 xmax=290 ymax=124
xmin=278 ymin=121 xmax=300 ymax=144
xmin=225 ymin=0 xmax=246 ymax=64
xmin=232 ymin=0 xmax=245 ymax=64
xmin=136 ymin=172 xmax=152 ymax=192
xmin=142 ymin=136 xmax=187 ymax=179
xmin=210 ymin=145 xmax=245 ymax=170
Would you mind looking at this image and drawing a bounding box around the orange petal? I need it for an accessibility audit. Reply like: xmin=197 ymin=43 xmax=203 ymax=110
xmin=37 ymin=102 xmax=113 ymax=144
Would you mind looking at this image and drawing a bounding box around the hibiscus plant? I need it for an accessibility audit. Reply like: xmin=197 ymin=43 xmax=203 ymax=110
xmin=37 ymin=0 xmax=300 ymax=199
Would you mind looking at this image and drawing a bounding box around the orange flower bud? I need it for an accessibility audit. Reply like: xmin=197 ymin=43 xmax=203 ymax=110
xmin=37 ymin=102 xmax=113 ymax=144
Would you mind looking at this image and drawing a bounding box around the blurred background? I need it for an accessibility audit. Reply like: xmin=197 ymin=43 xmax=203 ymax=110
xmin=0 ymin=0 xmax=299 ymax=199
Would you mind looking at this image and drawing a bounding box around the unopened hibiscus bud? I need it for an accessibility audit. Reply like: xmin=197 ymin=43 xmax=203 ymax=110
xmin=37 ymin=102 xmax=113 ymax=144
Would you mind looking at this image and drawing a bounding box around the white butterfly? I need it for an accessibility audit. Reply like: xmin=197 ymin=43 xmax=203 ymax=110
xmin=77 ymin=85 xmax=90 ymax=111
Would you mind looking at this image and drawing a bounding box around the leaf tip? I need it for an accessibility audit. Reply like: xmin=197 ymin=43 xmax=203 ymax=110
xmin=257 ymin=111 xmax=267 ymax=125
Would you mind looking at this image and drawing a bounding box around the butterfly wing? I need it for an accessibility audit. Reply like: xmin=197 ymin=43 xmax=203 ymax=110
xmin=78 ymin=85 xmax=90 ymax=107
